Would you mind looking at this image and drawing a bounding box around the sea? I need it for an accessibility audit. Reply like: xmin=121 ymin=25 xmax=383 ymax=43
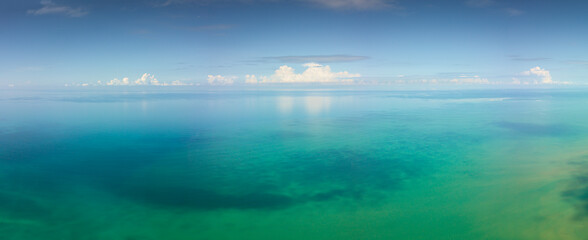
xmin=1 ymin=88 xmax=588 ymax=240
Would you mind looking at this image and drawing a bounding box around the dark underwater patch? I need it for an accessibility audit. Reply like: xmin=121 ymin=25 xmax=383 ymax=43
xmin=91 ymin=146 xmax=428 ymax=211
xmin=0 ymin=125 xmax=70 ymax=162
xmin=562 ymin=154 xmax=588 ymax=221
xmin=0 ymin=191 xmax=50 ymax=221
xmin=0 ymin=118 xmax=455 ymax=212
xmin=109 ymin=185 xmax=296 ymax=210
xmin=285 ymin=149 xmax=420 ymax=191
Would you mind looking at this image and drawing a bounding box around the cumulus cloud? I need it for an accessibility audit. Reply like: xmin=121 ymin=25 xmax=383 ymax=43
xmin=247 ymin=63 xmax=360 ymax=84
xmin=27 ymin=0 xmax=87 ymax=17
xmin=106 ymin=77 xmax=130 ymax=86
xmin=208 ymin=75 xmax=236 ymax=85
xmin=245 ymin=74 xmax=258 ymax=84
xmin=104 ymin=73 xmax=162 ymax=86
xmin=74 ymin=73 xmax=192 ymax=87
xmin=521 ymin=66 xmax=552 ymax=84
xmin=135 ymin=73 xmax=160 ymax=85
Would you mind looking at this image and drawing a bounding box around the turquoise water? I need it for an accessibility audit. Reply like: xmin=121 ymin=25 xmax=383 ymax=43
xmin=1 ymin=89 xmax=588 ymax=239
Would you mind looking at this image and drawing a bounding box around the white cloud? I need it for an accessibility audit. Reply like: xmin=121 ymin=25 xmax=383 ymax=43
xmin=27 ymin=0 xmax=87 ymax=17
xmin=248 ymin=63 xmax=360 ymax=84
xmin=450 ymin=75 xmax=490 ymax=84
xmin=106 ymin=74 xmax=160 ymax=86
xmin=170 ymin=80 xmax=189 ymax=86
xmin=106 ymin=77 xmax=130 ymax=86
xmin=208 ymin=75 xmax=236 ymax=85
xmin=75 ymin=73 xmax=192 ymax=86
xmin=135 ymin=73 xmax=160 ymax=85
xmin=245 ymin=74 xmax=258 ymax=84
xmin=521 ymin=66 xmax=552 ymax=84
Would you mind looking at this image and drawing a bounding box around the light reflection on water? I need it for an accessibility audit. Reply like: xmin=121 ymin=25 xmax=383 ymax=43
xmin=277 ymin=96 xmax=294 ymax=114
xmin=1 ymin=89 xmax=588 ymax=240
xmin=304 ymin=96 xmax=331 ymax=115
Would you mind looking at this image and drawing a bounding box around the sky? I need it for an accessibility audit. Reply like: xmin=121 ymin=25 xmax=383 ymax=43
xmin=1 ymin=0 xmax=587 ymax=88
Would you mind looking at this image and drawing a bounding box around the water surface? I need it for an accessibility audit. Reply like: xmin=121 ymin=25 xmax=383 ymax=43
xmin=1 ymin=89 xmax=588 ymax=239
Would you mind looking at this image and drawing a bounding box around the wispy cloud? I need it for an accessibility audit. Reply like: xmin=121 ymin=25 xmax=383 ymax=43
xmin=246 ymin=63 xmax=360 ymax=84
xmin=564 ymin=60 xmax=588 ymax=65
xmin=15 ymin=66 xmax=44 ymax=72
xmin=375 ymin=74 xmax=491 ymax=85
xmin=159 ymin=0 xmax=396 ymax=10
xmin=27 ymin=0 xmax=87 ymax=17
xmin=156 ymin=0 xmax=237 ymax=7
xmin=266 ymin=55 xmax=369 ymax=63
xmin=187 ymin=24 xmax=234 ymax=31
xmin=504 ymin=8 xmax=524 ymax=16
xmin=306 ymin=0 xmax=397 ymax=10
xmin=508 ymin=55 xmax=551 ymax=61
xmin=465 ymin=1 xmax=524 ymax=17
xmin=465 ymin=0 xmax=495 ymax=8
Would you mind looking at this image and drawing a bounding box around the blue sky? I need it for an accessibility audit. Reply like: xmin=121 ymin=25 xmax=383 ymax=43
xmin=1 ymin=0 xmax=587 ymax=87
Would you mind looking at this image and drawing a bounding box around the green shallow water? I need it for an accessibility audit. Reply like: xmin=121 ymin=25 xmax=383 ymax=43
xmin=1 ymin=89 xmax=588 ymax=239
